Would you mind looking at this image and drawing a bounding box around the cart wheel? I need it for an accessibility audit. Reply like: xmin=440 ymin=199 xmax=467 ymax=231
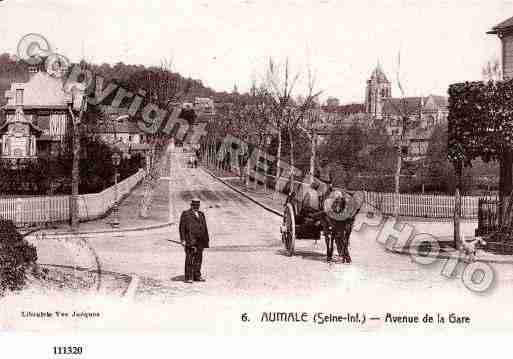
xmin=282 ymin=203 xmax=296 ymax=256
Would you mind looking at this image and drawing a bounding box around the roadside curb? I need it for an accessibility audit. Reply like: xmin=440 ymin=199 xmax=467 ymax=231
xmin=39 ymin=263 xmax=142 ymax=298
xmin=201 ymin=167 xmax=284 ymax=217
xmin=386 ymin=246 xmax=513 ymax=264
xmin=37 ymin=221 xmax=174 ymax=237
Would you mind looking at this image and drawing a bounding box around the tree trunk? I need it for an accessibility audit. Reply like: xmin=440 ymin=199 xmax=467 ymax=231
xmin=394 ymin=147 xmax=402 ymax=217
xmin=499 ymin=149 xmax=513 ymax=226
xmin=276 ymin=130 xmax=282 ymax=178
xmin=70 ymin=120 xmax=80 ymax=230
xmin=309 ymin=132 xmax=316 ymax=176
xmin=139 ymin=142 xmax=165 ymax=218
xmin=273 ymin=129 xmax=283 ymax=200
xmin=453 ymin=188 xmax=461 ymax=249
xmin=288 ymin=126 xmax=295 ymax=196
xmin=454 ymin=160 xmax=463 ymax=192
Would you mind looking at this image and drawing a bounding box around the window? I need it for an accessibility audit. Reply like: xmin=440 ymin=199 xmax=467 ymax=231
xmin=428 ymin=115 xmax=435 ymax=128
xmin=15 ymin=89 xmax=23 ymax=105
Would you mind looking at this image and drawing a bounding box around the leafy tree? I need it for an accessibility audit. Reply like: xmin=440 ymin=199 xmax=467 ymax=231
xmin=448 ymin=80 xmax=513 ymax=213
xmin=317 ymin=123 xmax=397 ymax=190
xmin=423 ymin=124 xmax=457 ymax=193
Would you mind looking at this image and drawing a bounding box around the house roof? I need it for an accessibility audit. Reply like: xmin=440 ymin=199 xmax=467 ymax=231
xmin=3 ymin=104 xmax=69 ymax=110
xmin=92 ymin=106 xmax=141 ymax=134
xmin=488 ymin=16 xmax=513 ymax=34
xmin=382 ymin=95 xmax=447 ymax=116
xmin=93 ymin=120 xmax=141 ymax=134
xmin=4 ymin=72 xmax=72 ymax=108
xmin=321 ymin=103 xmax=365 ymax=115
xmin=383 ymin=97 xmax=423 ymax=116
xmin=429 ymin=95 xmax=448 ymax=109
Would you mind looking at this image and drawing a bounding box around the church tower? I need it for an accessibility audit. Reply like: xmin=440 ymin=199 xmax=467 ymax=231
xmin=365 ymin=62 xmax=391 ymax=118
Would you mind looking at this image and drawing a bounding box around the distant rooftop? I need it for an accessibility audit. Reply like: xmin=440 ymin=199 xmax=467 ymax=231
xmin=488 ymin=16 xmax=513 ymax=35
xmin=382 ymin=95 xmax=447 ymax=116
xmin=321 ymin=103 xmax=365 ymax=115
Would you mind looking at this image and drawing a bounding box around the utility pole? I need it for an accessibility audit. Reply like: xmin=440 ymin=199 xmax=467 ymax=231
xmin=111 ymin=151 xmax=121 ymax=228
xmin=168 ymin=137 xmax=178 ymax=224
xmin=68 ymin=85 xmax=87 ymax=231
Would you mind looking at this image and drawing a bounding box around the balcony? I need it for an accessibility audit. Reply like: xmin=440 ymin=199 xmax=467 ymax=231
xmin=0 ymin=156 xmax=39 ymax=169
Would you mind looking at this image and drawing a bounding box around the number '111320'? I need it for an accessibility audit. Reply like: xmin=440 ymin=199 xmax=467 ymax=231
xmin=53 ymin=346 xmax=83 ymax=355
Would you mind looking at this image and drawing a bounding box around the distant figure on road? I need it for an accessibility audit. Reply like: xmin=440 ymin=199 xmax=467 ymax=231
xmin=179 ymin=198 xmax=210 ymax=283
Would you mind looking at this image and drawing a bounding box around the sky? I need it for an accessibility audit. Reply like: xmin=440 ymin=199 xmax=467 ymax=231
xmin=0 ymin=0 xmax=511 ymax=103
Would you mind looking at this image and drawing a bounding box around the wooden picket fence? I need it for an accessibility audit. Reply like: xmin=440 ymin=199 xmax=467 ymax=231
xmin=0 ymin=169 xmax=145 ymax=227
xmin=0 ymin=195 xmax=69 ymax=225
xmin=362 ymin=191 xmax=482 ymax=219
xmin=200 ymin=152 xmax=490 ymax=220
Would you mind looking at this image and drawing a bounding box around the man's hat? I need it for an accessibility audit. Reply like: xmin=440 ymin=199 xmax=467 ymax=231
xmin=191 ymin=197 xmax=201 ymax=204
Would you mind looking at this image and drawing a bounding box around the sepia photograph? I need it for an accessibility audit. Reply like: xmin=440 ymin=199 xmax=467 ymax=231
xmin=1 ymin=0 xmax=513 ymax=349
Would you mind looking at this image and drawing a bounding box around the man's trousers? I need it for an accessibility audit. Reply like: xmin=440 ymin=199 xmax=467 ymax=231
xmin=184 ymin=246 xmax=204 ymax=281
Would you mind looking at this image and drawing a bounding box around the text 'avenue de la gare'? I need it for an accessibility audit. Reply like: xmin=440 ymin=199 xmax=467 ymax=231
xmin=257 ymin=312 xmax=471 ymax=325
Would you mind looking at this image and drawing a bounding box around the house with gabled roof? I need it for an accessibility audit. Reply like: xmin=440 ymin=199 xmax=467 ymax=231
xmin=488 ymin=15 xmax=513 ymax=80
xmin=92 ymin=105 xmax=151 ymax=158
xmin=0 ymin=65 xmax=72 ymax=164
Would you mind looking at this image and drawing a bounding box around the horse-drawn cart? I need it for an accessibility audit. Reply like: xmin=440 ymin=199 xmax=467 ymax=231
xmin=280 ymin=186 xmax=363 ymax=263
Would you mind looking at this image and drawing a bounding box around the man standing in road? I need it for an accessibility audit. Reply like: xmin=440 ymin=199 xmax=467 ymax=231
xmin=179 ymin=198 xmax=210 ymax=283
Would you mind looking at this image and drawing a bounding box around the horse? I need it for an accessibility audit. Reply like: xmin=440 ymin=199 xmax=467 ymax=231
xmin=287 ymin=183 xmax=361 ymax=263
xmin=320 ymin=193 xmax=359 ymax=263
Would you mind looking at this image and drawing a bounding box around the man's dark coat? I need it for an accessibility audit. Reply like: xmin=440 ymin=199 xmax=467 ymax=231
xmin=179 ymin=209 xmax=210 ymax=248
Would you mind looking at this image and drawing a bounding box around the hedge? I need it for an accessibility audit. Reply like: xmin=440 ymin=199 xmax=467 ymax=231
xmin=0 ymin=219 xmax=38 ymax=295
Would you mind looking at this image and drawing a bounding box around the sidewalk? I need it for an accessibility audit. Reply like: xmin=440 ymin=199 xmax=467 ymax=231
xmin=386 ymin=244 xmax=513 ymax=264
xmin=40 ymin=169 xmax=173 ymax=236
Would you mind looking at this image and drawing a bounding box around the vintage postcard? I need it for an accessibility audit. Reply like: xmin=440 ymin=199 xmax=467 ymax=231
xmin=1 ymin=0 xmax=513 ymax=347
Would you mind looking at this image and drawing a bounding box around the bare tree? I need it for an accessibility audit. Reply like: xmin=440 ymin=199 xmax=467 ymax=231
xmin=247 ymin=85 xmax=276 ymax=189
xmin=482 ymin=58 xmax=502 ymax=83
xmin=260 ymin=58 xmax=325 ymax=197
xmin=296 ymin=66 xmax=323 ymax=177
xmin=138 ymin=59 xmax=193 ymax=218
xmin=263 ymin=58 xmax=299 ymax=196
xmin=390 ymin=51 xmax=420 ymax=217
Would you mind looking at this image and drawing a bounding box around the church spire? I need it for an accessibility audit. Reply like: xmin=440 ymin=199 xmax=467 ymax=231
xmin=365 ymin=61 xmax=392 ymax=117
xmin=376 ymin=58 xmax=383 ymax=72
xmin=370 ymin=59 xmax=389 ymax=83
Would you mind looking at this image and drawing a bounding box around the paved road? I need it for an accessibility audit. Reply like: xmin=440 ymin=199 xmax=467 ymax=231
xmin=21 ymin=149 xmax=513 ymax=332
